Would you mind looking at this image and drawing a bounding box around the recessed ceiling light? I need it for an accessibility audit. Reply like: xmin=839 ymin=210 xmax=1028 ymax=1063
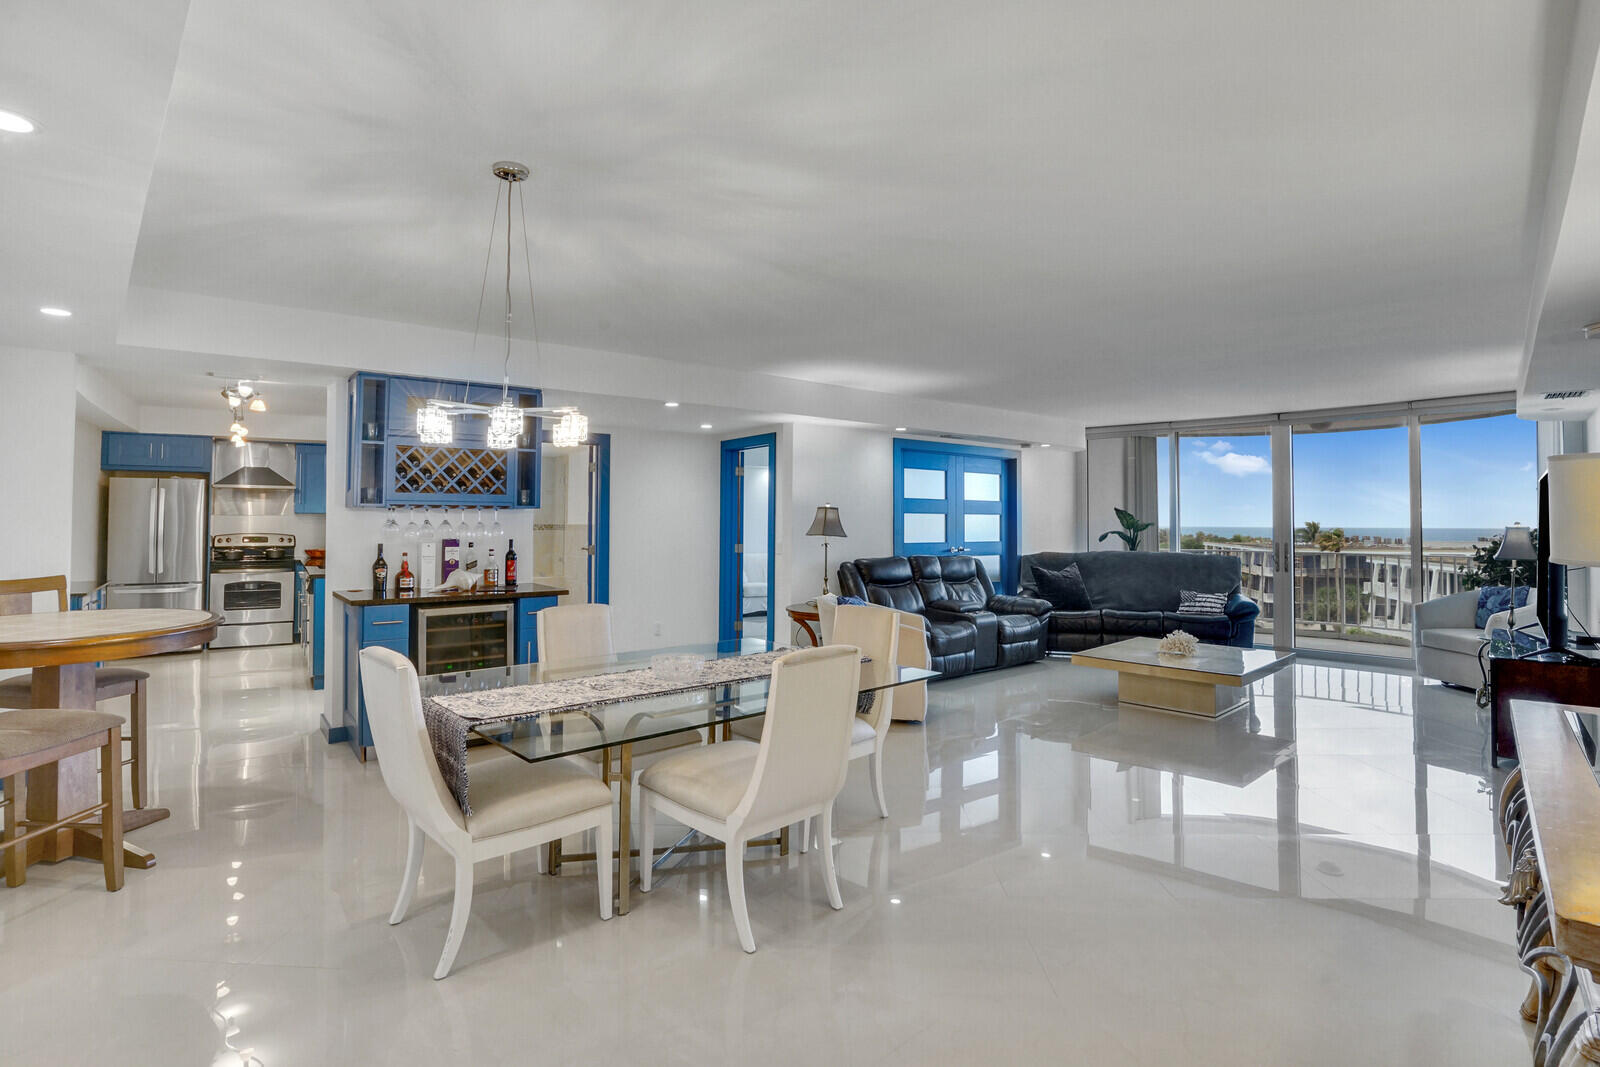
xmin=700 ymin=423 xmax=713 ymax=430
xmin=1041 ymin=443 xmax=1051 ymax=448
xmin=39 ymin=306 xmax=71 ymax=317
xmin=0 ymin=109 xmax=36 ymax=134
xmin=663 ymin=401 xmax=679 ymax=408
xmin=889 ymin=897 xmax=902 ymax=905
xmin=894 ymin=427 xmax=907 ymax=432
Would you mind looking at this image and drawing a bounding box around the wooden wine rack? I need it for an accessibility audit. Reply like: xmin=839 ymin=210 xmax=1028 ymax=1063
xmin=392 ymin=444 xmax=509 ymax=497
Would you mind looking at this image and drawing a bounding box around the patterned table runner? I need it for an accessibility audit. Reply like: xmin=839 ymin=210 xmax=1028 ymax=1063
xmin=424 ymin=648 xmax=796 ymax=815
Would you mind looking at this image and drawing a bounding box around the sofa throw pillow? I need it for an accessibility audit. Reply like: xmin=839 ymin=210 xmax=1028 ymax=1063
xmin=1177 ymin=590 xmax=1230 ymax=616
xmin=837 ymin=595 xmax=869 ymax=607
xmin=1475 ymin=585 xmax=1530 ymax=629
xmin=1032 ymin=563 xmax=1092 ymax=611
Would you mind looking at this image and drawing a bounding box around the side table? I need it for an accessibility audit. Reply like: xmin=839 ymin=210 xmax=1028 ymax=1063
xmin=785 ymin=602 xmax=821 ymax=647
xmin=1487 ymin=644 xmax=1600 ymax=766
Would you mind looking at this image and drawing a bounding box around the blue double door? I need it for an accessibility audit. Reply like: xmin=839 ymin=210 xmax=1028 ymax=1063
xmin=894 ymin=441 xmax=1017 ymax=593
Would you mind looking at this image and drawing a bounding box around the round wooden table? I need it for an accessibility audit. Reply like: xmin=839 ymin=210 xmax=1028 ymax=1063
xmin=0 ymin=609 xmax=218 ymax=873
xmin=785 ymin=602 xmax=822 ymax=646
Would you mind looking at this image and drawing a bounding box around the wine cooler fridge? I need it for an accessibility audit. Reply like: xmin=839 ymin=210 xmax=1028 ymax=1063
xmin=415 ymin=603 xmax=515 ymax=675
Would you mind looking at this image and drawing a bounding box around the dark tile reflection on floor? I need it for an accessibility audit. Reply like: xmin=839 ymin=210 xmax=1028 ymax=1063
xmin=0 ymin=648 xmax=1527 ymax=1065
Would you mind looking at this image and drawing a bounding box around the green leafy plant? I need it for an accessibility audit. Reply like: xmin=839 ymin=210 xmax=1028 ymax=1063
xmin=1461 ymin=532 xmax=1538 ymax=590
xmin=1098 ymin=507 xmax=1154 ymax=551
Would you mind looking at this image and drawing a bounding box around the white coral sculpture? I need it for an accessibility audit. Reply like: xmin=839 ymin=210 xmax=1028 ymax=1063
xmin=1158 ymin=630 xmax=1199 ymax=657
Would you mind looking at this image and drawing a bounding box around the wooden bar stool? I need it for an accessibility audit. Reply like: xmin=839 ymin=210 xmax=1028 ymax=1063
xmin=0 ymin=576 xmax=150 ymax=809
xmin=0 ymin=709 xmax=127 ymax=890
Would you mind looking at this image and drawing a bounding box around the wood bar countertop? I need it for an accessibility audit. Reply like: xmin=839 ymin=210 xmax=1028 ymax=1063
xmin=1509 ymin=699 xmax=1600 ymax=972
xmin=332 ymin=582 xmax=568 ymax=608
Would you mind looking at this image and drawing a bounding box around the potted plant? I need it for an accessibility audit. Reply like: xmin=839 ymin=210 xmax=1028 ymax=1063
xmin=1098 ymin=508 xmax=1154 ymax=551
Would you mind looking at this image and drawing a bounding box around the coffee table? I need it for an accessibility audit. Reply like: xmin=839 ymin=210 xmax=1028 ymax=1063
xmin=1072 ymin=637 xmax=1295 ymax=718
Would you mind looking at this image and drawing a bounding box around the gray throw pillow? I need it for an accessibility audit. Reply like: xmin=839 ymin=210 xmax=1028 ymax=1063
xmin=1177 ymin=590 xmax=1229 ymax=615
xmin=1033 ymin=563 xmax=1092 ymax=611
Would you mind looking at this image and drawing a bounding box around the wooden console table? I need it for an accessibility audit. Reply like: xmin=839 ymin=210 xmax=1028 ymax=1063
xmin=1490 ymin=652 xmax=1600 ymax=766
xmin=1500 ymin=700 xmax=1600 ymax=1063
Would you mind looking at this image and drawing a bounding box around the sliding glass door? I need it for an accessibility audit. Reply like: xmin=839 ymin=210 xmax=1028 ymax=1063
xmin=1291 ymin=419 xmax=1412 ymax=658
xmin=1094 ymin=397 xmax=1536 ymax=662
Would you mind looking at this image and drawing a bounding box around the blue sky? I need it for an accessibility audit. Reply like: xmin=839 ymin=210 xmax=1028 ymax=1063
xmin=1155 ymin=414 xmax=1536 ymax=532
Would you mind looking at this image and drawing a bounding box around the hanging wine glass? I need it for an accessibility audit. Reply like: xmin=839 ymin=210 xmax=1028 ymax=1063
xmin=474 ymin=507 xmax=490 ymax=539
xmin=403 ymin=508 xmax=420 ymax=541
xmin=490 ymin=508 xmax=505 ymax=541
xmin=382 ymin=508 xmax=400 ymax=535
xmin=436 ymin=508 xmax=451 ymax=541
xmin=421 ymin=509 xmax=435 ymax=542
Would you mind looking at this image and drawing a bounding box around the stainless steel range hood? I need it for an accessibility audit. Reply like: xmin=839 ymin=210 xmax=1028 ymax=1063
xmin=213 ymin=441 xmax=295 ymax=490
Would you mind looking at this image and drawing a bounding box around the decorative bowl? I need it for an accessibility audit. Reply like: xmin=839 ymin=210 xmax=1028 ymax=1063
xmin=651 ymin=653 xmax=706 ymax=682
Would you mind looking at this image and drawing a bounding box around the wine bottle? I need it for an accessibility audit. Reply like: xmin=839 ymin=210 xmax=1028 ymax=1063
xmin=397 ymin=553 xmax=415 ymax=597
xmin=504 ymin=539 xmax=517 ymax=587
xmin=372 ymin=543 xmax=388 ymax=601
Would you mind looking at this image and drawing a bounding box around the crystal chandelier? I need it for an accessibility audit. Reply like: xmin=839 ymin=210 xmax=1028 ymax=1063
xmin=486 ymin=398 xmax=521 ymax=449
xmin=551 ymin=409 xmax=589 ymax=449
xmin=417 ymin=400 xmax=453 ymax=445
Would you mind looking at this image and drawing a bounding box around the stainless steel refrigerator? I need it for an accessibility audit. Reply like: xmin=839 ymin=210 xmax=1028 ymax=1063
xmin=106 ymin=475 xmax=208 ymax=611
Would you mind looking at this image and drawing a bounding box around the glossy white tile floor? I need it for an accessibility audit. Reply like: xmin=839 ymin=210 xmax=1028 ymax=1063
xmin=0 ymin=647 xmax=1530 ymax=1065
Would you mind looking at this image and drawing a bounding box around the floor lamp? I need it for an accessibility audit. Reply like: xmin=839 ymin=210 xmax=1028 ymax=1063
xmin=807 ymin=505 xmax=847 ymax=595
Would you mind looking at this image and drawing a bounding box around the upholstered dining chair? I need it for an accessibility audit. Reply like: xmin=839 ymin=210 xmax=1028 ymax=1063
xmin=358 ymin=647 xmax=614 ymax=979
xmin=638 ymin=644 xmax=861 ymax=952
xmin=736 ymin=603 xmax=900 ymax=827
xmin=0 ymin=575 xmax=150 ymax=809
xmin=537 ymin=603 xmax=702 ymax=845
xmin=814 ymin=594 xmax=929 ymax=722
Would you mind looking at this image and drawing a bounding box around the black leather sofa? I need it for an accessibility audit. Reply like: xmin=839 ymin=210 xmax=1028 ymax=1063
xmin=1019 ymin=551 xmax=1260 ymax=653
xmin=837 ymin=555 xmax=1050 ymax=680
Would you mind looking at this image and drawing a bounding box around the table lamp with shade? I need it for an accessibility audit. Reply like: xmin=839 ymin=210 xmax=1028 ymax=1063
xmin=1534 ymin=453 xmax=1600 ymax=663
xmin=1493 ymin=524 xmax=1537 ymax=632
xmin=806 ymin=504 xmax=847 ymax=595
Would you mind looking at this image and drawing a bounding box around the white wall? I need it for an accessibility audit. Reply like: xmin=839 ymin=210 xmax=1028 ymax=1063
xmin=1587 ymin=410 xmax=1600 ymax=632
xmin=72 ymin=418 xmax=105 ymax=584
xmin=788 ymin=424 xmax=895 ymax=600
xmin=1019 ymin=446 xmax=1078 ymax=553
xmin=0 ymin=348 xmax=78 ymax=583
xmin=138 ymin=404 xmax=327 ymax=443
xmin=606 ymin=426 xmax=722 ymax=650
xmin=1084 ymin=436 xmax=1130 ymax=552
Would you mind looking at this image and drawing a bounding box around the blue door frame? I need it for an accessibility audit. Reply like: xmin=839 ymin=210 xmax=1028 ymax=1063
xmin=719 ymin=433 xmax=777 ymax=644
xmin=893 ymin=438 xmax=1020 ymax=593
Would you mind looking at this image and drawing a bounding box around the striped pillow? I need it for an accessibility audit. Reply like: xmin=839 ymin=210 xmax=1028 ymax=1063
xmin=1177 ymin=590 xmax=1229 ymax=615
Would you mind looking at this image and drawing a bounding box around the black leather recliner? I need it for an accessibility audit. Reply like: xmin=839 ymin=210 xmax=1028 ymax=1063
xmin=837 ymin=555 xmax=1050 ymax=680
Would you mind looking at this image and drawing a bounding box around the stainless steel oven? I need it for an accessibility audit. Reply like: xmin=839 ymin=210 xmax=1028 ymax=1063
xmin=210 ymin=533 xmax=297 ymax=648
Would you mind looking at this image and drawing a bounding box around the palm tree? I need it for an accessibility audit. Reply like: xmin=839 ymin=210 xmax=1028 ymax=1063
xmin=1297 ymin=520 xmax=1321 ymax=544
xmin=1316 ymin=528 xmax=1349 ymax=632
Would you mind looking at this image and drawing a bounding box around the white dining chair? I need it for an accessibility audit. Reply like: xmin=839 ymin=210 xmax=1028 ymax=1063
xmin=835 ymin=604 xmax=900 ymax=819
xmin=536 ymin=602 xmax=616 ymax=673
xmin=535 ymin=602 xmax=701 ymax=846
xmin=637 ymin=644 xmax=861 ymax=953
xmin=358 ymin=647 xmax=614 ymax=980
xmin=735 ymin=603 xmax=900 ymax=830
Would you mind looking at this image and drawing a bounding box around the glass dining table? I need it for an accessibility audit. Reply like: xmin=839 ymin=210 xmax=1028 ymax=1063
xmin=420 ymin=639 xmax=938 ymax=913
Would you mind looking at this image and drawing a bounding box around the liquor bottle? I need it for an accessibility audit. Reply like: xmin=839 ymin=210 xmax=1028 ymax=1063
xmin=465 ymin=540 xmax=478 ymax=575
xmin=504 ymin=539 xmax=518 ymax=587
xmin=485 ymin=548 xmax=498 ymax=589
xmin=372 ymin=543 xmax=388 ymax=598
xmin=397 ymin=553 xmax=415 ymax=598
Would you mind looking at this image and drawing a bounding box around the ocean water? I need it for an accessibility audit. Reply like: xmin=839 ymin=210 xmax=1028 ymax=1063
xmin=1174 ymin=526 xmax=1498 ymax=543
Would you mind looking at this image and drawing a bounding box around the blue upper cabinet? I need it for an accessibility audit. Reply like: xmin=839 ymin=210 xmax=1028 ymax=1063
xmin=347 ymin=372 xmax=541 ymax=508
xmin=294 ymin=443 xmax=327 ymax=514
xmin=101 ymin=432 xmax=213 ymax=473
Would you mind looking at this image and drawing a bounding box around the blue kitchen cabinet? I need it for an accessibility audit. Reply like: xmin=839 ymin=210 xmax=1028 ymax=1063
xmin=307 ymin=575 xmax=325 ymax=690
xmin=346 ymin=372 xmax=542 ymax=508
xmin=514 ymin=596 xmax=560 ymax=664
xmin=294 ymin=443 xmax=327 ymax=513
xmin=339 ymin=603 xmax=409 ymax=760
xmin=101 ymin=432 xmax=213 ymax=473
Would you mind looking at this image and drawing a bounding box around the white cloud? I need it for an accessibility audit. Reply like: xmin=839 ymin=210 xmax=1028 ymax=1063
xmin=1520 ymin=462 xmax=1534 ymax=473
xmin=1205 ymin=440 xmax=1231 ymax=454
xmin=1196 ymin=449 xmax=1270 ymax=476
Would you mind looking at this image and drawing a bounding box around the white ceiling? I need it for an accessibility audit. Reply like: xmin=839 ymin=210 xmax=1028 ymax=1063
xmin=3 ymin=1 xmax=1592 ymax=428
